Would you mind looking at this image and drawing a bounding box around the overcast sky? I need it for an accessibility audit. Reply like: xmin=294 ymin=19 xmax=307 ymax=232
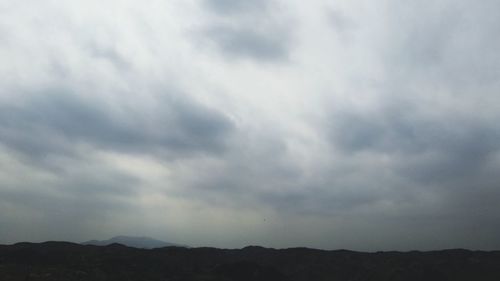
xmin=1 ymin=0 xmax=500 ymax=251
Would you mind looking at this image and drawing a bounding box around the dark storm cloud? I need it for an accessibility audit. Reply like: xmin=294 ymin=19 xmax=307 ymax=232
xmin=0 ymin=89 xmax=234 ymax=160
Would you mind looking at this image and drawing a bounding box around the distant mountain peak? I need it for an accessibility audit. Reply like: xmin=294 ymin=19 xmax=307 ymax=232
xmin=82 ymin=236 xmax=182 ymax=249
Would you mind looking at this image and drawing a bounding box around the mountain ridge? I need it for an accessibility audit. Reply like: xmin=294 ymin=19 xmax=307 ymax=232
xmin=1 ymin=241 xmax=500 ymax=280
xmin=81 ymin=235 xmax=183 ymax=249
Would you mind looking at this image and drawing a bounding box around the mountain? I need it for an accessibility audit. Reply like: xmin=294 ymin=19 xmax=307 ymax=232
xmin=1 ymin=242 xmax=500 ymax=281
xmin=81 ymin=235 xmax=181 ymax=249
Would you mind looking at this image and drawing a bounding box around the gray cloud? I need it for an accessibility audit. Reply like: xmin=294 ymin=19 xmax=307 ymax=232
xmin=197 ymin=0 xmax=293 ymax=62
xmin=1 ymin=0 xmax=500 ymax=251
xmin=0 ymin=151 xmax=142 ymax=243
xmin=0 ymin=84 xmax=235 ymax=243
xmin=326 ymin=8 xmax=357 ymax=41
xmin=0 ymin=89 xmax=234 ymax=160
xmin=316 ymin=0 xmax=500 ymax=250
xmin=202 ymin=25 xmax=290 ymax=61
xmin=203 ymin=0 xmax=269 ymax=15
xmin=330 ymin=100 xmax=500 ymax=188
xmin=384 ymin=1 xmax=500 ymax=90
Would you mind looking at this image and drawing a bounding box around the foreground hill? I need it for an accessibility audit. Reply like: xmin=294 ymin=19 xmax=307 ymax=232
xmin=81 ymin=236 xmax=181 ymax=249
xmin=0 ymin=242 xmax=499 ymax=281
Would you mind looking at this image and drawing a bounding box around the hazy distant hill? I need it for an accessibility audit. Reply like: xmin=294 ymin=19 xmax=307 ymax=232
xmin=81 ymin=235 xmax=181 ymax=249
xmin=1 ymin=242 xmax=500 ymax=281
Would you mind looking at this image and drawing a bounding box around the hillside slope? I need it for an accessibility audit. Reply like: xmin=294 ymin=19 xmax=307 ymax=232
xmin=81 ymin=236 xmax=180 ymax=249
xmin=0 ymin=242 xmax=499 ymax=281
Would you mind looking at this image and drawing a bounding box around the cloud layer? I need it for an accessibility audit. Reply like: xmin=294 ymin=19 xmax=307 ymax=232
xmin=1 ymin=0 xmax=499 ymax=251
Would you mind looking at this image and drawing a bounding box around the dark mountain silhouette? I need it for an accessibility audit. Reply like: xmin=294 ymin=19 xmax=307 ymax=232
xmin=0 ymin=242 xmax=499 ymax=281
xmin=81 ymin=236 xmax=181 ymax=249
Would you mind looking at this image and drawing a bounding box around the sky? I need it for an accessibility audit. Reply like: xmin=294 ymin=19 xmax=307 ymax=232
xmin=1 ymin=0 xmax=500 ymax=251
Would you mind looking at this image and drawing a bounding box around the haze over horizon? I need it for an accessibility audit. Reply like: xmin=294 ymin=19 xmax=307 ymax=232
xmin=1 ymin=0 xmax=500 ymax=252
